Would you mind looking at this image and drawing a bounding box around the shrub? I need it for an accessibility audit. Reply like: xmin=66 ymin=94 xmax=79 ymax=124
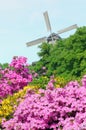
xmin=0 ymin=85 xmax=39 ymax=125
xmin=2 ymin=75 xmax=86 ymax=130
xmin=30 ymin=76 xmax=49 ymax=89
xmin=0 ymin=56 xmax=32 ymax=100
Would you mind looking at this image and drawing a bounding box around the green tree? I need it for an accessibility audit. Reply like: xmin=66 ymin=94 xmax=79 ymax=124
xmin=30 ymin=26 xmax=86 ymax=80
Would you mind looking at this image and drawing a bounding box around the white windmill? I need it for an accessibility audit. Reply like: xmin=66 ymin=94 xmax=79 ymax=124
xmin=26 ymin=11 xmax=78 ymax=47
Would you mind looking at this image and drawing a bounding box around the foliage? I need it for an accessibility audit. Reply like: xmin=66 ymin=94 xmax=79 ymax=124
xmin=2 ymin=75 xmax=86 ymax=130
xmin=30 ymin=73 xmax=67 ymax=89
xmin=30 ymin=26 xmax=86 ymax=80
xmin=54 ymin=76 xmax=67 ymax=88
xmin=0 ymin=56 xmax=32 ymax=100
xmin=0 ymin=63 xmax=8 ymax=69
xmin=0 ymin=85 xmax=39 ymax=125
xmin=30 ymin=76 xmax=49 ymax=89
xmin=0 ymin=26 xmax=86 ymax=129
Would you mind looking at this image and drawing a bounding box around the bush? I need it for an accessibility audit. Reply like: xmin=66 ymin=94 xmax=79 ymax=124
xmin=0 ymin=56 xmax=32 ymax=100
xmin=30 ymin=76 xmax=49 ymax=89
xmin=2 ymin=75 xmax=86 ymax=130
xmin=0 ymin=85 xmax=39 ymax=125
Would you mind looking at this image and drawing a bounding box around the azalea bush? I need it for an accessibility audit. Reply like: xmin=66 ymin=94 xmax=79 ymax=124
xmin=0 ymin=75 xmax=64 ymax=126
xmin=0 ymin=85 xmax=40 ymax=125
xmin=2 ymin=75 xmax=86 ymax=130
xmin=0 ymin=56 xmax=32 ymax=100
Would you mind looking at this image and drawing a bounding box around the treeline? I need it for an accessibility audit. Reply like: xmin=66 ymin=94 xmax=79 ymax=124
xmin=30 ymin=26 xmax=86 ymax=80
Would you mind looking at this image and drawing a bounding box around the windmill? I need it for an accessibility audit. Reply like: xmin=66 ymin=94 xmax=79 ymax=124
xmin=26 ymin=11 xmax=78 ymax=47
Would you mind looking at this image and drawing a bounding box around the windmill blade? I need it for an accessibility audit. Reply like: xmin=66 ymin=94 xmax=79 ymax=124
xmin=26 ymin=37 xmax=47 ymax=47
xmin=43 ymin=11 xmax=52 ymax=32
xmin=57 ymin=24 xmax=78 ymax=34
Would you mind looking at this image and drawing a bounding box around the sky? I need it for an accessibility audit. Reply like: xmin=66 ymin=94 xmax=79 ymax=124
xmin=0 ymin=0 xmax=86 ymax=64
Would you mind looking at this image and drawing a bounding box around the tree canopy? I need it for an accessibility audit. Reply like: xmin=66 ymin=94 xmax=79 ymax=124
xmin=30 ymin=26 xmax=86 ymax=80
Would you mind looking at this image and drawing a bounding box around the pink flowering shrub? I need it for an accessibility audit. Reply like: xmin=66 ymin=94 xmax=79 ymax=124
xmin=0 ymin=56 xmax=32 ymax=99
xmin=2 ymin=75 xmax=86 ymax=130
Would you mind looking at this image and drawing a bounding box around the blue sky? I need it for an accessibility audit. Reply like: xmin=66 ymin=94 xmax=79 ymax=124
xmin=0 ymin=0 xmax=86 ymax=64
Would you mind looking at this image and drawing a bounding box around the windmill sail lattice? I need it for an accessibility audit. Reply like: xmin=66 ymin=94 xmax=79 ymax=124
xmin=26 ymin=11 xmax=78 ymax=47
xmin=43 ymin=11 xmax=52 ymax=32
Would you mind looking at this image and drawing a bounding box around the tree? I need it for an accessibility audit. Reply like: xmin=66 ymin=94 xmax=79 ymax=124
xmin=30 ymin=26 xmax=86 ymax=80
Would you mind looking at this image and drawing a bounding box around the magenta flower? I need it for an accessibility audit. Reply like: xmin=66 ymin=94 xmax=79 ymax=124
xmin=0 ymin=56 xmax=32 ymax=99
xmin=2 ymin=76 xmax=86 ymax=129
